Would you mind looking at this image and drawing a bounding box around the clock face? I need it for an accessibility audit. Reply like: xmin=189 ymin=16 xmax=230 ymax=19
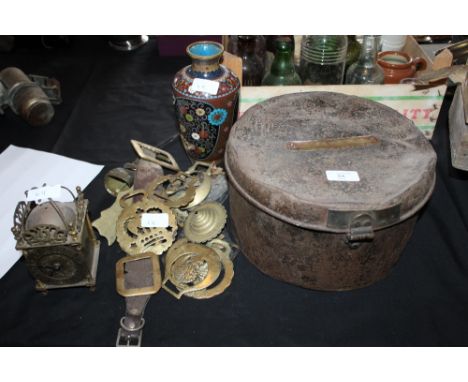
xmin=26 ymin=246 xmax=88 ymax=285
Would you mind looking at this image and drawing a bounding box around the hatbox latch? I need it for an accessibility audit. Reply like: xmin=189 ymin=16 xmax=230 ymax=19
xmin=327 ymin=204 xmax=401 ymax=248
xmin=346 ymin=213 xmax=375 ymax=245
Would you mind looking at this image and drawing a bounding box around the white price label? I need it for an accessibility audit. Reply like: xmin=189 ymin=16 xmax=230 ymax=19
xmin=26 ymin=184 xmax=62 ymax=201
xmin=190 ymin=78 xmax=219 ymax=95
xmin=326 ymin=171 xmax=360 ymax=182
xmin=141 ymin=213 xmax=169 ymax=228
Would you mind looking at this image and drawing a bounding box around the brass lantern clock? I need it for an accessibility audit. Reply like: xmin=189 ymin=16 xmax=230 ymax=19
xmin=11 ymin=186 xmax=100 ymax=292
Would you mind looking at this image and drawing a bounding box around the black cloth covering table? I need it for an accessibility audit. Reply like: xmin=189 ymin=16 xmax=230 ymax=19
xmin=1 ymin=36 xmax=468 ymax=346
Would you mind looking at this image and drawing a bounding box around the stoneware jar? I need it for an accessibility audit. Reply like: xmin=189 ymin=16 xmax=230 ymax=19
xmin=173 ymin=41 xmax=240 ymax=163
xmin=377 ymin=51 xmax=427 ymax=84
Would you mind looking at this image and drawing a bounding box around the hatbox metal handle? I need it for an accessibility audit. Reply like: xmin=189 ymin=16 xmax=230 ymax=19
xmin=287 ymin=135 xmax=380 ymax=151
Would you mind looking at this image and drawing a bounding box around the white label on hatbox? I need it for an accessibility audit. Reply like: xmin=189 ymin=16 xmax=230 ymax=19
xmin=141 ymin=213 xmax=169 ymax=228
xmin=26 ymin=184 xmax=62 ymax=201
xmin=326 ymin=171 xmax=360 ymax=182
xmin=190 ymin=78 xmax=219 ymax=95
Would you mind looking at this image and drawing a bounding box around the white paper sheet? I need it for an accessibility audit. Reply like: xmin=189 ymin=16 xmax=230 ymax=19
xmin=0 ymin=145 xmax=104 ymax=279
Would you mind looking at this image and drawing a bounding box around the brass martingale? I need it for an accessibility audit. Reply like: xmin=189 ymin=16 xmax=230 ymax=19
xmin=92 ymin=187 xmax=133 ymax=246
xmin=116 ymin=252 xmax=162 ymax=297
xmin=147 ymin=173 xmax=196 ymax=208
xmin=184 ymin=238 xmax=234 ymax=299
xmin=92 ymin=140 xmax=236 ymax=324
xmin=116 ymin=196 xmax=178 ymax=256
xmin=162 ymin=239 xmax=233 ymax=299
xmin=103 ymin=164 xmax=136 ymax=196
xmin=184 ymin=202 xmax=227 ymax=243
xmin=130 ymin=139 xmax=181 ymax=172
xmin=184 ymin=161 xmax=212 ymax=209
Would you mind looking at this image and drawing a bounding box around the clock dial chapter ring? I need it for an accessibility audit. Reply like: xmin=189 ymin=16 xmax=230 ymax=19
xmin=26 ymin=246 xmax=88 ymax=285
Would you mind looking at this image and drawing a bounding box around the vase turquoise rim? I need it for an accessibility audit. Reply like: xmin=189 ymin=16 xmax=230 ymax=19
xmin=186 ymin=41 xmax=224 ymax=60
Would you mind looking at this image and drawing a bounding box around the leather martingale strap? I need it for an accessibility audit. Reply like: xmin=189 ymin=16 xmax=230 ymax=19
xmin=116 ymin=254 xmax=161 ymax=346
xmin=115 ymin=160 xmax=164 ymax=346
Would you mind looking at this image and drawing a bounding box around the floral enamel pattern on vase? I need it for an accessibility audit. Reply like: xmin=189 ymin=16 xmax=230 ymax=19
xmin=173 ymin=41 xmax=240 ymax=162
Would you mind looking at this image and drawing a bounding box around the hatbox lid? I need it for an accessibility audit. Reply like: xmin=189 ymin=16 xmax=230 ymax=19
xmin=225 ymin=92 xmax=437 ymax=233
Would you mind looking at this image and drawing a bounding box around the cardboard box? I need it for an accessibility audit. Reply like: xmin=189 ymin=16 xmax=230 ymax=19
xmin=239 ymin=84 xmax=446 ymax=139
xmin=227 ymin=36 xmax=445 ymax=138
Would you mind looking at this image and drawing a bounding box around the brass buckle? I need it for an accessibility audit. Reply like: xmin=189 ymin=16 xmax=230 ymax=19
xmin=131 ymin=139 xmax=180 ymax=171
xmin=115 ymin=253 xmax=162 ymax=297
xmin=116 ymin=325 xmax=144 ymax=347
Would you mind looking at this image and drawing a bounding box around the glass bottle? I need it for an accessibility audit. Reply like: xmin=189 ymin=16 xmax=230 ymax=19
xmin=345 ymin=35 xmax=361 ymax=71
xmin=227 ymin=35 xmax=265 ymax=58
xmin=299 ymin=35 xmax=348 ymax=84
xmin=345 ymin=35 xmax=384 ymax=84
xmin=261 ymin=37 xmax=302 ymax=86
xmin=263 ymin=35 xmax=295 ymax=76
xmin=236 ymin=36 xmax=265 ymax=86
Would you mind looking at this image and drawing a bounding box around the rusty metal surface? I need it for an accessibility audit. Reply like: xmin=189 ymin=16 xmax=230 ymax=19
xmin=230 ymin=186 xmax=416 ymax=291
xmin=225 ymin=91 xmax=436 ymax=290
xmin=225 ymin=91 xmax=436 ymax=233
xmin=449 ymin=81 xmax=468 ymax=170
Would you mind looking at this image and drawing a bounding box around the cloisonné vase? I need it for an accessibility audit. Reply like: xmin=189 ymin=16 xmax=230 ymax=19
xmin=172 ymin=41 xmax=240 ymax=163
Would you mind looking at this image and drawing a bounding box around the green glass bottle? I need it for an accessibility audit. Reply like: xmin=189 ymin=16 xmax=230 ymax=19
xmin=262 ymin=37 xmax=302 ymax=86
xmin=346 ymin=35 xmax=361 ymax=71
